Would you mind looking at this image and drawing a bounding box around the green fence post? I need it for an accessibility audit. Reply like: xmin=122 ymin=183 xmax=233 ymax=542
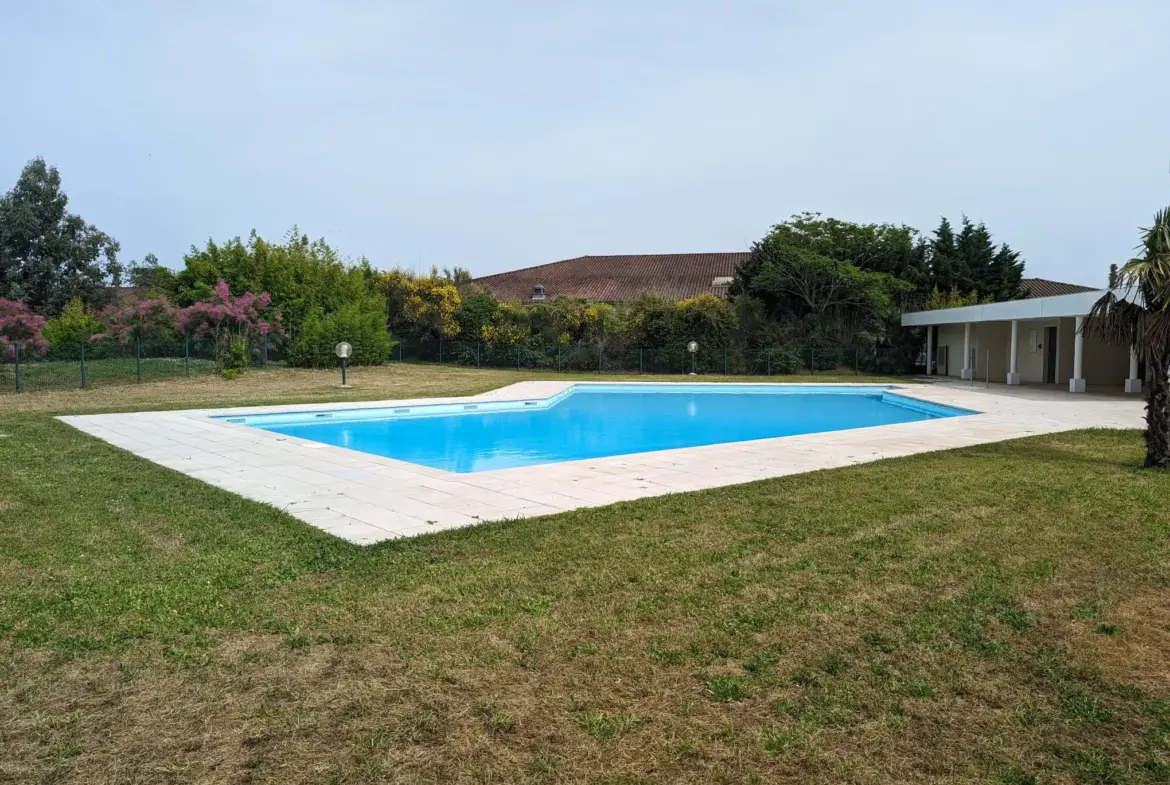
xmin=856 ymin=348 xmax=860 ymax=376
xmin=14 ymin=342 xmax=22 ymax=393
xmin=810 ymin=347 xmax=815 ymax=376
xmin=439 ymin=338 xmax=444 ymax=364
xmin=639 ymin=347 xmax=643 ymax=374
xmin=184 ymin=335 xmax=191 ymax=377
xmin=135 ymin=339 xmax=142 ymax=383
xmin=80 ymin=343 xmax=87 ymax=388
xmin=724 ymin=347 xmax=728 ymax=375
xmin=516 ymin=346 xmax=520 ymax=370
xmin=477 ymin=342 xmax=481 ymax=368
xmin=598 ymin=347 xmax=603 ymax=373
xmin=262 ymin=332 xmax=269 ymax=369
xmin=767 ymin=348 xmax=771 ymax=376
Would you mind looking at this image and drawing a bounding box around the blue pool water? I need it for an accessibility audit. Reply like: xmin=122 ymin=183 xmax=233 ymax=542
xmin=223 ymin=384 xmax=969 ymax=473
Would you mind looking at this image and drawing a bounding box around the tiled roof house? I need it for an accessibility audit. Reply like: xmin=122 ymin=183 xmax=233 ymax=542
xmin=473 ymin=253 xmax=750 ymax=303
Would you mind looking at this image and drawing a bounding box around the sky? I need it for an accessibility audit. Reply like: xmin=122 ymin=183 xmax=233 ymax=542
xmin=2 ymin=0 xmax=1168 ymax=286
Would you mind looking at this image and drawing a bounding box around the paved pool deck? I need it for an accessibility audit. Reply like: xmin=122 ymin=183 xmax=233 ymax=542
xmin=59 ymin=381 xmax=1145 ymax=545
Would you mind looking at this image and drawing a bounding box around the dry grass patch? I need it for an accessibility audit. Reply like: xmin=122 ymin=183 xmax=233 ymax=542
xmin=1065 ymin=592 xmax=1170 ymax=696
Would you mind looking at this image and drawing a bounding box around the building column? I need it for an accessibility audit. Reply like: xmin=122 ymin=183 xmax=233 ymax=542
xmin=960 ymin=323 xmax=973 ymax=380
xmin=1125 ymin=347 xmax=1142 ymax=394
xmin=1069 ymin=316 xmax=1086 ymax=393
xmin=925 ymin=327 xmax=934 ymax=375
xmin=1007 ymin=320 xmax=1020 ymax=385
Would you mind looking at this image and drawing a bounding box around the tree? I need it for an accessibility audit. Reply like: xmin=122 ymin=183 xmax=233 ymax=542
xmin=287 ymin=295 xmax=391 ymax=368
xmin=954 ymin=216 xmax=994 ymax=293
xmin=94 ymin=297 xmax=179 ymax=344
xmin=928 ymin=217 xmax=958 ymax=292
xmin=736 ymin=244 xmax=909 ymax=340
xmin=178 ymin=280 xmax=283 ymax=371
xmin=0 ymin=298 xmax=48 ymax=357
xmin=454 ymin=292 xmax=499 ymax=340
xmin=922 ymin=287 xmax=991 ymax=311
xmin=1082 ymin=207 xmax=1170 ymax=467
xmin=1108 ymin=263 xmax=1119 ymax=288
xmin=924 ymin=215 xmax=1026 ymax=302
xmin=172 ymin=229 xmax=377 ymax=348
xmin=126 ymin=253 xmax=177 ymax=294
xmin=42 ymin=297 xmax=102 ymax=346
xmin=0 ymin=158 xmax=122 ymax=314
xmin=988 ymin=244 xmax=1024 ymax=301
xmin=381 ymin=268 xmax=461 ymax=338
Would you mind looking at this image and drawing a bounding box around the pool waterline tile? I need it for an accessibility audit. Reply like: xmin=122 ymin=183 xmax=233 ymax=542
xmin=58 ymin=381 xmax=1144 ymax=545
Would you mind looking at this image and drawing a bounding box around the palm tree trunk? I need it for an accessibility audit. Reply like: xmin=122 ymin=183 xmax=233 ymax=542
xmin=1145 ymin=354 xmax=1170 ymax=468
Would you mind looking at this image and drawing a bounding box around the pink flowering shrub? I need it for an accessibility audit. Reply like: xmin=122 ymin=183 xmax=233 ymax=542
xmin=93 ymin=297 xmax=179 ymax=344
xmin=0 ymin=299 xmax=49 ymax=358
xmin=178 ymin=280 xmax=283 ymax=370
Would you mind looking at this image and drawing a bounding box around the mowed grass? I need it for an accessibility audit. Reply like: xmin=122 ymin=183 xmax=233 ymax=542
xmin=1 ymin=365 xmax=1168 ymax=784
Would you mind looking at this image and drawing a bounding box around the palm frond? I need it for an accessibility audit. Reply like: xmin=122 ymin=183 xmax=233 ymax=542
xmin=1131 ymin=208 xmax=1170 ymax=309
xmin=1082 ymin=290 xmax=1142 ymax=349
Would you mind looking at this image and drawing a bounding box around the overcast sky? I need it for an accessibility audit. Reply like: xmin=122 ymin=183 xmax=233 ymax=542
xmin=2 ymin=0 xmax=1168 ymax=286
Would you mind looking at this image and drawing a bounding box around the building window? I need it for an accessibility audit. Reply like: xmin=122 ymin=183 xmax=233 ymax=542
xmin=1029 ymin=329 xmax=1039 ymax=353
xmin=532 ymin=284 xmax=546 ymax=301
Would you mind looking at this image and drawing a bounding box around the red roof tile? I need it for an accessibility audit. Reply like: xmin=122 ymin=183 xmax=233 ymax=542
xmin=1020 ymin=278 xmax=1097 ymax=298
xmin=473 ymin=253 xmax=750 ymax=303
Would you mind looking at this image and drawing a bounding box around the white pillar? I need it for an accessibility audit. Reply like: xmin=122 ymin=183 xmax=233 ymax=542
xmin=1069 ymin=316 xmax=1086 ymax=392
xmin=960 ymin=323 xmax=973 ymax=380
xmin=925 ymin=327 xmax=934 ymax=375
xmin=1006 ymin=320 xmax=1020 ymax=385
xmin=1125 ymin=347 xmax=1142 ymax=394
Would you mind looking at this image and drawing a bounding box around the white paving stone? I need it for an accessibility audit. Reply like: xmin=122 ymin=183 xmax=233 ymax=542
xmin=57 ymin=380 xmax=1145 ymax=545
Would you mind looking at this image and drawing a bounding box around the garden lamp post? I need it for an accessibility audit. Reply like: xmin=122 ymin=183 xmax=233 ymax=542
xmin=687 ymin=341 xmax=698 ymax=376
xmin=335 ymin=341 xmax=352 ymax=388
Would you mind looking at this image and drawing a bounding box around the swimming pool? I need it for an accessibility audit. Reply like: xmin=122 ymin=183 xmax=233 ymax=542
xmin=221 ymin=384 xmax=970 ymax=473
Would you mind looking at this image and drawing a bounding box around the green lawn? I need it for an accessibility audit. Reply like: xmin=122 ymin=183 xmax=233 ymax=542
xmin=1 ymin=365 xmax=1168 ymax=784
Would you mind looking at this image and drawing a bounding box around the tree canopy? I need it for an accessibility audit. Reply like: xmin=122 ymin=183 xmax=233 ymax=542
xmin=927 ymin=215 xmax=1023 ymax=301
xmin=0 ymin=158 xmax=122 ymax=315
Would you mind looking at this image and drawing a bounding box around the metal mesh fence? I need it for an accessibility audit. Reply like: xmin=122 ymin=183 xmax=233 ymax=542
xmin=1 ymin=334 xmax=918 ymax=394
xmin=0 ymin=336 xmax=282 ymax=393
xmin=394 ymin=337 xmax=916 ymax=377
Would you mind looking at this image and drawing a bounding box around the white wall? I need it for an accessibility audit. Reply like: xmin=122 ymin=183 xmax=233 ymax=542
xmin=1083 ymin=334 xmax=1131 ymax=384
xmin=936 ymin=324 xmax=966 ymax=378
xmin=1013 ymin=320 xmax=1054 ymax=384
xmin=979 ymin=322 xmax=1011 ymax=382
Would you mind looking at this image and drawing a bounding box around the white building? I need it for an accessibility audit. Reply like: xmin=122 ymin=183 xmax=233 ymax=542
xmin=901 ymin=281 xmax=1143 ymax=394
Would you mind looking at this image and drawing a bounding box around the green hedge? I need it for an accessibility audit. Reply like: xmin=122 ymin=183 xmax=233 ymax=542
xmin=286 ymin=297 xmax=393 ymax=368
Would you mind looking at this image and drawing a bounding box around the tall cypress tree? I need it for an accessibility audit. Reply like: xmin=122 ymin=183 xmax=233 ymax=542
xmin=989 ymin=244 xmax=1024 ymax=300
xmin=929 ymin=217 xmax=957 ymax=291
xmin=955 ymin=216 xmax=995 ymax=295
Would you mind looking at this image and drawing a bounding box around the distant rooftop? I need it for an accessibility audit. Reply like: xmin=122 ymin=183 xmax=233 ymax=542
xmin=1020 ymin=277 xmax=1098 ymax=299
xmin=473 ymin=253 xmax=750 ymax=303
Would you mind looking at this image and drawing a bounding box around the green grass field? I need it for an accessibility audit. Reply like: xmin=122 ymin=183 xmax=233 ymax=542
xmin=1 ymin=364 xmax=1167 ymax=784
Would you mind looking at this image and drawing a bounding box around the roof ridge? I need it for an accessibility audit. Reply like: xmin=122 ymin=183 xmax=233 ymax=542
xmin=474 ymin=252 xmax=749 ymax=281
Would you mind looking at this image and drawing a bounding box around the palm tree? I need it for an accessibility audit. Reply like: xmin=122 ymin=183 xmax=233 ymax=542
xmin=1082 ymin=207 xmax=1170 ymax=467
